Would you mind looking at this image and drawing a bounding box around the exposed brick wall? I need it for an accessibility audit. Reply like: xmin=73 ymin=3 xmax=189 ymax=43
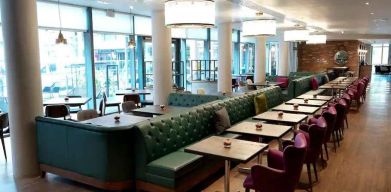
xmin=297 ymin=40 xmax=365 ymax=75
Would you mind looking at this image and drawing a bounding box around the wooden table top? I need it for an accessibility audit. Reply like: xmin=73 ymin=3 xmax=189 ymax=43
xmin=296 ymin=94 xmax=333 ymax=101
xmin=185 ymin=136 xmax=268 ymax=162
xmin=116 ymin=89 xmax=152 ymax=95
xmin=131 ymin=105 xmax=190 ymax=116
xmin=272 ymin=104 xmax=320 ymax=115
xmin=285 ymin=99 xmax=327 ymax=107
xmin=319 ymin=84 xmax=348 ymax=89
xmin=304 ymin=89 xmax=326 ymax=95
xmin=226 ymin=120 xmax=291 ymax=138
xmin=43 ymin=97 xmax=91 ymax=106
xmin=251 ymin=82 xmax=283 ymax=87
xmin=81 ymin=114 xmax=149 ymax=127
xmin=253 ymin=111 xmax=308 ymax=124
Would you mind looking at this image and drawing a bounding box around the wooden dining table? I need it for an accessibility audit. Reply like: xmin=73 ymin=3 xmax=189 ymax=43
xmin=226 ymin=120 xmax=291 ymax=148
xmin=296 ymin=94 xmax=333 ymax=101
xmin=81 ymin=113 xmax=149 ymax=127
xmin=131 ymin=105 xmax=190 ymax=117
xmin=115 ymin=89 xmax=152 ymax=96
xmin=285 ymin=98 xmax=327 ymax=107
xmin=272 ymin=104 xmax=320 ymax=115
xmin=43 ymin=97 xmax=91 ymax=107
xmin=253 ymin=111 xmax=308 ymax=128
xmin=185 ymin=136 xmax=268 ymax=192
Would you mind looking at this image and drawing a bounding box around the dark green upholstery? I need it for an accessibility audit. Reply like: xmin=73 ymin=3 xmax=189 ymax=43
xmin=36 ymin=117 xmax=139 ymax=182
xmin=132 ymin=86 xmax=285 ymax=190
xmin=167 ymin=93 xmax=224 ymax=107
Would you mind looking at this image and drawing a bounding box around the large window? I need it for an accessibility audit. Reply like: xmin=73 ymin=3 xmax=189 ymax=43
xmin=0 ymin=28 xmax=7 ymax=111
xmin=239 ymin=43 xmax=255 ymax=74
xmin=93 ymin=34 xmax=136 ymax=97
xmin=39 ymin=30 xmax=87 ymax=99
xmin=372 ymin=44 xmax=389 ymax=65
xmin=266 ymin=42 xmax=279 ymax=76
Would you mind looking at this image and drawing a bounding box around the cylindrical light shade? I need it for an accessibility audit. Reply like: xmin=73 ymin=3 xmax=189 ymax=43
xmin=242 ymin=19 xmax=276 ymax=37
xmin=165 ymin=0 xmax=215 ymax=28
xmin=284 ymin=30 xmax=310 ymax=42
xmin=307 ymin=35 xmax=327 ymax=44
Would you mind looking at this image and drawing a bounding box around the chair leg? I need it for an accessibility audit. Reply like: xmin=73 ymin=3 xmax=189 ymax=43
xmin=117 ymin=105 xmax=121 ymax=113
xmin=313 ymin=163 xmax=319 ymax=182
xmin=332 ymin=132 xmax=338 ymax=152
xmin=345 ymin=117 xmax=349 ymax=129
xmin=1 ymin=135 xmax=6 ymax=161
xmin=324 ymin=143 xmax=329 ymax=160
xmin=245 ymin=188 xmax=250 ymax=192
xmin=41 ymin=171 xmax=46 ymax=178
xmin=307 ymin=163 xmax=313 ymax=192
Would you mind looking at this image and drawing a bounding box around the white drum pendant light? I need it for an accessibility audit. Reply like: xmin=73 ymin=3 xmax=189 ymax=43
xmin=307 ymin=35 xmax=327 ymax=44
xmin=284 ymin=29 xmax=310 ymax=42
xmin=165 ymin=0 xmax=215 ymax=28
xmin=242 ymin=19 xmax=276 ymax=37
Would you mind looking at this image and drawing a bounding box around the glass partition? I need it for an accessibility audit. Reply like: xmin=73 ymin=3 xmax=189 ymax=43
xmin=39 ymin=29 xmax=87 ymax=100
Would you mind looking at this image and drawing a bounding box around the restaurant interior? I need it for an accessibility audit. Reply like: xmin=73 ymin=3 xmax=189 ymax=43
xmin=0 ymin=0 xmax=391 ymax=191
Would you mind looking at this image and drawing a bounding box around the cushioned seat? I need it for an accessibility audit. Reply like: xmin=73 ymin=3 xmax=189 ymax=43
xmin=146 ymin=151 xmax=203 ymax=179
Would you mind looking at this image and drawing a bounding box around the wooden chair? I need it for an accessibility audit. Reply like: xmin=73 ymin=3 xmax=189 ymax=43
xmin=77 ymin=109 xmax=99 ymax=121
xmin=45 ymin=105 xmax=71 ymax=120
xmin=0 ymin=113 xmax=8 ymax=161
xmin=102 ymin=92 xmax=120 ymax=114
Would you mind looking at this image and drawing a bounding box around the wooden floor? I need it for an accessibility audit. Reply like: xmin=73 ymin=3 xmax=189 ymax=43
xmin=1 ymin=75 xmax=391 ymax=192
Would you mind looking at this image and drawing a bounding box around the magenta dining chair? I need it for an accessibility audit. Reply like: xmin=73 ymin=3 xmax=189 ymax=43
xmin=243 ymin=133 xmax=307 ymax=192
xmin=299 ymin=117 xmax=327 ymax=191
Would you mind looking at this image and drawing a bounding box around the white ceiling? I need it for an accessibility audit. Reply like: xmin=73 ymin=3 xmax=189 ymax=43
xmin=47 ymin=0 xmax=391 ymax=41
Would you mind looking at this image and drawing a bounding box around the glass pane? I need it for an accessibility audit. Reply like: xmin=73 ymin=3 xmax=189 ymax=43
xmin=186 ymin=28 xmax=207 ymax=40
xmin=372 ymin=46 xmax=382 ymax=65
xmin=92 ymin=9 xmax=133 ymax=34
xmin=210 ymin=41 xmax=218 ymax=60
xmin=39 ymin=29 xmax=87 ymax=100
xmin=0 ymin=27 xmax=7 ymax=111
xmin=382 ymin=45 xmax=389 ymax=64
xmin=93 ymin=33 xmax=136 ymax=97
xmin=37 ymin=1 xmax=87 ymax=30
xmin=135 ymin=16 xmax=152 ymax=36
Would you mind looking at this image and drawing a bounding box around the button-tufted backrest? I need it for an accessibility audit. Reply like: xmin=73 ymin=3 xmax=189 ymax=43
xmin=167 ymin=93 xmax=224 ymax=107
xmin=212 ymin=94 xmax=256 ymax=125
xmin=261 ymin=86 xmax=284 ymax=108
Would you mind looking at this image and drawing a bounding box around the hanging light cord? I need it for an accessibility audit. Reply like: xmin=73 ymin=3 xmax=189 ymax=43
xmin=57 ymin=0 xmax=62 ymax=30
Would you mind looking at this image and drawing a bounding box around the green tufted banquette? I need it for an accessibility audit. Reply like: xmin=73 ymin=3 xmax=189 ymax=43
xmin=167 ymin=93 xmax=224 ymax=107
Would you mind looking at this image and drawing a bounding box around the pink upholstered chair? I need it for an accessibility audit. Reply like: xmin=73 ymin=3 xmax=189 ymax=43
xmin=243 ymin=133 xmax=307 ymax=192
xmin=298 ymin=117 xmax=327 ymax=191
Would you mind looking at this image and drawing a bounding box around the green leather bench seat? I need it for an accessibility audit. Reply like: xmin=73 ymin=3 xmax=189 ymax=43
xmin=36 ymin=117 xmax=137 ymax=183
xmin=167 ymin=93 xmax=224 ymax=107
xmin=147 ymin=151 xmax=203 ymax=179
xmin=261 ymin=86 xmax=284 ymax=108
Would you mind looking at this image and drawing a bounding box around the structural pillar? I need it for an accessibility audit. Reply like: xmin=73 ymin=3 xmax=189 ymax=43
xmin=1 ymin=0 xmax=43 ymax=178
xmin=254 ymin=36 xmax=266 ymax=83
xmin=278 ymin=41 xmax=289 ymax=76
xmin=217 ymin=22 xmax=233 ymax=93
xmin=151 ymin=10 xmax=172 ymax=105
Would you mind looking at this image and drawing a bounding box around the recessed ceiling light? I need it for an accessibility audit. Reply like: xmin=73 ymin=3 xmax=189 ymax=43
xmin=365 ymin=2 xmax=369 ymax=5
xmin=97 ymin=0 xmax=110 ymax=5
xmin=341 ymin=31 xmax=344 ymax=34
xmin=129 ymin=5 xmax=134 ymax=10
xmin=370 ymin=12 xmax=374 ymax=15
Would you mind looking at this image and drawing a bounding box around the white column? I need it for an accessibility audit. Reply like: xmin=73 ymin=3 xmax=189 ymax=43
xmin=254 ymin=37 xmax=266 ymax=83
xmin=1 ymin=0 xmax=43 ymax=178
xmin=278 ymin=41 xmax=289 ymax=76
xmin=151 ymin=10 xmax=172 ymax=105
xmin=217 ymin=22 xmax=233 ymax=93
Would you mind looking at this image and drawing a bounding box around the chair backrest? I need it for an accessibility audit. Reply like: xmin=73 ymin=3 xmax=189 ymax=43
xmin=246 ymin=79 xmax=253 ymax=85
xmin=328 ymin=101 xmax=345 ymax=129
xmin=321 ymin=106 xmax=337 ymax=142
xmin=196 ymin=88 xmax=206 ymax=95
xmin=122 ymin=101 xmax=137 ymax=113
xmin=311 ymin=77 xmax=319 ymax=90
xmin=45 ymin=105 xmax=70 ymax=119
xmin=123 ymin=94 xmax=141 ymax=105
xmin=98 ymin=99 xmax=105 ymax=116
xmin=102 ymin=92 xmax=108 ymax=102
xmin=283 ymin=133 xmax=308 ymax=189
xmin=0 ymin=113 xmax=9 ymax=129
xmin=299 ymin=117 xmax=327 ymax=162
xmin=77 ymin=109 xmax=98 ymax=121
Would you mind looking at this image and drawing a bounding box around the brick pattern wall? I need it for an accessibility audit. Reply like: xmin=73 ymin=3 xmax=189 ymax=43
xmin=297 ymin=40 xmax=362 ymax=75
